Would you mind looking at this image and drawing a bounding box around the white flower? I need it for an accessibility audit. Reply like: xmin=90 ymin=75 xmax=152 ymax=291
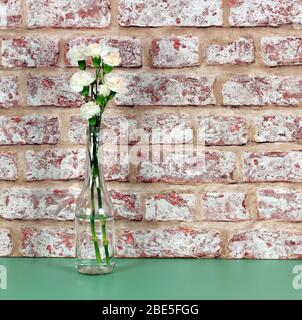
xmin=102 ymin=49 xmax=121 ymax=67
xmin=68 ymin=45 xmax=87 ymax=65
xmin=86 ymin=43 xmax=109 ymax=59
xmin=104 ymin=74 xmax=124 ymax=93
xmin=98 ymin=84 xmax=111 ymax=97
xmin=80 ymin=102 xmax=100 ymax=120
xmin=70 ymin=71 xmax=95 ymax=93
xmin=99 ymin=208 xmax=105 ymax=216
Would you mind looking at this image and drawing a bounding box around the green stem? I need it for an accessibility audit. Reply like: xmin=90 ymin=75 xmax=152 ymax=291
xmin=91 ymin=128 xmax=111 ymax=266
xmin=94 ymin=63 xmax=103 ymax=98
xmin=89 ymin=176 xmax=102 ymax=264
xmin=100 ymin=216 xmax=110 ymax=265
xmin=93 ymin=133 xmax=102 ymax=208
xmin=95 ymin=67 xmax=100 ymax=96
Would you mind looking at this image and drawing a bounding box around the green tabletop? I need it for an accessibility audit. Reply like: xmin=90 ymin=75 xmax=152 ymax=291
xmin=0 ymin=258 xmax=301 ymax=300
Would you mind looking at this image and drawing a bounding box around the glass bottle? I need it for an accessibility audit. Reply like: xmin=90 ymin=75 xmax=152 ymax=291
xmin=75 ymin=126 xmax=115 ymax=274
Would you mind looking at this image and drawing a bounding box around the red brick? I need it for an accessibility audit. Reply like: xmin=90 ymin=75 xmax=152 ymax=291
xmin=202 ymin=192 xmax=248 ymax=221
xmin=1 ymin=37 xmax=59 ymax=68
xmin=137 ymin=149 xmax=236 ymax=183
xmin=117 ymin=227 xmax=221 ymax=258
xmin=222 ymin=75 xmax=302 ymax=106
xmin=0 ymin=152 xmax=17 ymax=180
xmin=257 ymin=188 xmax=302 ymax=222
xmin=243 ymin=151 xmax=302 ymax=182
xmin=0 ymin=229 xmax=13 ymax=256
xmin=110 ymin=190 xmax=142 ymax=221
xmin=101 ymin=149 xmax=129 ymax=182
xmin=198 ymin=115 xmax=247 ymax=146
xmin=228 ymin=229 xmax=302 ymax=259
xmin=20 ymin=227 xmax=75 ymax=257
xmin=142 ymin=113 xmax=193 ymax=144
xmin=27 ymin=0 xmax=111 ymax=28
xmin=229 ymin=0 xmax=302 ymax=27
xmin=119 ymin=0 xmax=223 ymax=27
xmin=102 ymin=116 xmax=138 ymax=145
xmin=223 ymin=74 xmax=269 ymax=106
xmin=0 ymin=75 xmax=18 ymax=108
xmin=274 ymin=77 xmax=302 ymax=105
xmin=0 ymin=115 xmax=60 ymax=145
xmin=68 ymin=116 xmax=87 ymax=144
xmin=69 ymin=116 xmax=138 ymax=145
xmin=0 ymin=0 xmax=21 ymax=28
xmin=65 ymin=36 xmax=142 ymax=68
xmin=206 ymin=37 xmax=255 ymax=65
xmin=255 ymin=115 xmax=302 ymax=143
xmin=25 ymin=149 xmax=85 ymax=181
xmin=0 ymin=188 xmax=80 ymax=221
xmin=261 ymin=37 xmax=302 ymax=67
xmin=115 ymin=73 xmax=216 ymax=106
xmin=151 ymin=35 xmax=200 ymax=68
xmin=146 ymin=193 xmax=195 ymax=221
xmin=27 ymin=74 xmax=83 ymax=107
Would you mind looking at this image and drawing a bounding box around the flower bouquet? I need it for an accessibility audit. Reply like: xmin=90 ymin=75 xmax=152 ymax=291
xmin=69 ymin=43 xmax=123 ymax=274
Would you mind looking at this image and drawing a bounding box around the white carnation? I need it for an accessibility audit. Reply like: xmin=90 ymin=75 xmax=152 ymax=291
xmin=86 ymin=43 xmax=109 ymax=59
xmin=104 ymin=74 xmax=124 ymax=93
xmin=103 ymin=49 xmax=121 ymax=67
xmin=67 ymin=45 xmax=87 ymax=66
xmin=99 ymin=208 xmax=105 ymax=216
xmin=98 ymin=84 xmax=111 ymax=97
xmin=70 ymin=71 xmax=95 ymax=93
xmin=80 ymin=102 xmax=100 ymax=120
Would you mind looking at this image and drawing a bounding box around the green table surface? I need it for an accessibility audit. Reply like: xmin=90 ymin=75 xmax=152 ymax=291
xmin=0 ymin=258 xmax=302 ymax=300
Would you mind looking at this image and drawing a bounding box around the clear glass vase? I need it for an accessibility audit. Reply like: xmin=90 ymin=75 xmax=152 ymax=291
xmin=75 ymin=126 xmax=115 ymax=275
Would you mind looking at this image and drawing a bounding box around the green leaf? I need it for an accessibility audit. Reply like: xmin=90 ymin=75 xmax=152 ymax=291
xmin=103 ymin=63 xmax=113 ymax=74
xmin=92 ymin=57 xmax=101 ymax=69
xmin=81 ymin=86 xmax=90 ymax=97
xmin=78 ymin=60 xmax=86 ymax=71
xmin=107 ymin=91 xmax=116 ymax=101
xmin=89 ymin=117 xmax=97 ymax=126
xmin=96 ymin=95 xmax=107 ymax=107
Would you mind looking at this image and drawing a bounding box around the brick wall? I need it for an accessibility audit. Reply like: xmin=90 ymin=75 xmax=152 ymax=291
xmin=0 ymin=0 xmax=302 ymax=259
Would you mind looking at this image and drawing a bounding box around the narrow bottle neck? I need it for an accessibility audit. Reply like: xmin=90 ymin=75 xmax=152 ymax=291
xmin=87 ymin=126 xmax=101 ymax=150
xmin=86 ymin=126 xmax=101 ymax=184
